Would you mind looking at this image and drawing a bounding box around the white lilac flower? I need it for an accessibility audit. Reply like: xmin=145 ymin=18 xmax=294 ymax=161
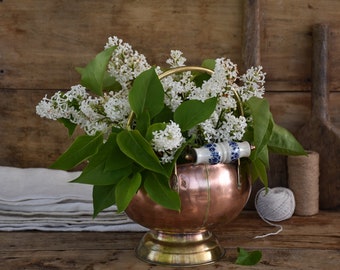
xmin=103 ymin=91 xmax=130 ymax=128
xmin=199 ymin=112 xmax=247 ymax=143
xmin=80 ymin=96 xmax=104 ymax=122
xmin=105 ymin=36 xmax=151 ymax=90
xmin=36 ymin=84 xmax=90 ymax=121
xmin=216 ymin=95 xmax=237 ymax=112
xmin=239 ymin=66 xmax=266 ymax=101
xmin=217 ymin=58 xmax=238 ymax=83
xmin=166 ymin=50 xmax=187 ymax=67
xmin=64 ymin=84 xmax=88 ymax=102
xmin=82 ymin=120 xmax=110 ymax=136
xmin=189 ymin=58 xmax=237 ymax=103
xmin=198 ymin=117 xmax=216 ymax=143
xmin=152 ymin=121 xmax=184 ymax=163
xmin=36 ymin=95 xmax=59 ymax=120
xmin=162 ymin=72 xmax=197 ymax=111
xmin=217 ymin=114 xmax=247 ymax=141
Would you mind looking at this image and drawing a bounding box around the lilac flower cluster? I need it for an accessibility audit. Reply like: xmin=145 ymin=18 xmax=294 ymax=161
xmin=36 ymin=36 xmax=266 ymax=163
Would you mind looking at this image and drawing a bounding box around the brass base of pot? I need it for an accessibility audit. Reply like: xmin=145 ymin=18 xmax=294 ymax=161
xmin=135 ymin=230 xmax=225 ymax=267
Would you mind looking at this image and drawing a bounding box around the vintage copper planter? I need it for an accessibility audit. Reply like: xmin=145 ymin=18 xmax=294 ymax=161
xmin=125 ymin=162 xmax=251 ymax=267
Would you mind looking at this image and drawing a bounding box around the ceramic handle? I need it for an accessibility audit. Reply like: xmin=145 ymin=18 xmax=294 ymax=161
xmin=194 ymin=141 xmax=251 ymax=165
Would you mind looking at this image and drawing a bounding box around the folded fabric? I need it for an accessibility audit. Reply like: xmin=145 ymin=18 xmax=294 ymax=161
xmin=0 ymin=166 xmax=147 ymax=232
xmin=0 ymin=167 xmax=84 ymax=201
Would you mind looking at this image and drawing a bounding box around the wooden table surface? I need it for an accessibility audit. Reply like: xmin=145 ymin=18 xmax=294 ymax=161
xmin=1 ymin=211 xmax=339 ymax=270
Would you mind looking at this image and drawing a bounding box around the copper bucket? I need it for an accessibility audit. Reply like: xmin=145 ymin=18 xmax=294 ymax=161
xmin=125 ymin=162 xmax=251 ymax=266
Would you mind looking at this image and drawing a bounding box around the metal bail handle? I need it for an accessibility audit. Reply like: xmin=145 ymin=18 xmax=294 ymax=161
xmin=158 ymin=66 xmax=213 ymax=79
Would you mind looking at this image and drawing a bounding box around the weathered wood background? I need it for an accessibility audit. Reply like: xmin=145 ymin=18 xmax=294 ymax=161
xmin=0 ymin=0 xmax=339 ymax=208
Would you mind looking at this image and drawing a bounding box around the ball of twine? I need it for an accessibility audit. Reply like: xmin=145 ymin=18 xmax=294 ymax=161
xmin=255 ymin=187 xmax=295 ymax=221
xmin=254 ymin=187 xmax=295 ymax=239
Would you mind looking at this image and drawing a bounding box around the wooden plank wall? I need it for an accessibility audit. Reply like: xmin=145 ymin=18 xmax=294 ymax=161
xmin=1 ymin=0 xmax=339 ymax=208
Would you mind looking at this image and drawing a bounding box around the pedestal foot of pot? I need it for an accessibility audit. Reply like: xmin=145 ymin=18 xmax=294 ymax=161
xmin=135 ymin=230 xmax=225 ymax=267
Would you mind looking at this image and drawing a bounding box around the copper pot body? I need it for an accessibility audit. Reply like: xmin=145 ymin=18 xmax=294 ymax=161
xmin=125 ymin=162 xmax=251 ymax=232
xmin=125 ymin=162 xmax=251 ymax=266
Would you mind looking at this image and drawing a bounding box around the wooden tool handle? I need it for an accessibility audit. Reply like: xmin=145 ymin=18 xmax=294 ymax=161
xmin=312 ymin=24 xmax=329 ymax=122
xmin=242 ymin=0 xmax=261 ymax=68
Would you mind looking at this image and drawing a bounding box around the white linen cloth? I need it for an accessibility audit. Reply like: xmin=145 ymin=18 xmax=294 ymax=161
xmin=0 ymin=166 xmax=147 ymax=232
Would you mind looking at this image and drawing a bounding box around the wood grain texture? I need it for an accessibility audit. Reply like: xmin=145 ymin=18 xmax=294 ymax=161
xmin=0 ymin=0 xmax=243 ymax=90
xmin=261 ymin=0 xmax=340 ymax=91
xmin=0 ymin=211 xmax=339 ymax=269
xmin=2 ymin=0 xmax=340 ymax=91
xmin=0 ymin=89 xmax=76 ymax=168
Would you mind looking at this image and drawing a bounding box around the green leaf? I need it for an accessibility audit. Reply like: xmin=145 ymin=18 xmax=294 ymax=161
xmin=152 ymin=106 xmax=174 ymax=124
xmin=115 ymin=172 xmax=142 ymax=212
xmin=103 ymin=133 xmax=134 ymax=171
xmin=235 ymin=247 xmax=262 ymax=265
xmin=72 ymin=162 xmax=132 ymax=185
xmin=50 ymin=133 xmax=103 ymax=170
xmin=143 ymin=171 xmax=181 ymax=211
xmin=268 ymin=124 xmax=306 ymax=156
xmin=92 ymin=185 xmax=116 ymax=218
xmin=246 ymin=97 xmax=273 ymax=159
xmin=75 ymin=46 xmax=116 ymax=96
xmin=201 ymin=59 xmax=216 ymax=70
xmin=250 ymin=158 xmax=268 ymax=186
xmin=135 ymin=110 xmax=150 ymax=137
xmin=193 ymin=73 xmax=211 ymax=87
xmin=72 ymin=134 xmax=132 ymax=185
xmin=129 ymin=68 xmax=164 ymax=119
xmin=257 ymin=145 xmax=269 ymax=168
xmin=102 ymin=71 xmax=122 ymax=92
xmin=174 ymin=97 xmax=217 ymax=131
xmin=57 ymin=118 xmax=77 ymax=136
xmin=71 ymin=133 xmax=134 ymax=185
xmin=117 ymin=130 xmax=168 ymax=177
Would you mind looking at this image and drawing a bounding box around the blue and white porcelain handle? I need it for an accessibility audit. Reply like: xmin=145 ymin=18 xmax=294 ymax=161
xmin=194 ymin=141 xmax=252 ymax=165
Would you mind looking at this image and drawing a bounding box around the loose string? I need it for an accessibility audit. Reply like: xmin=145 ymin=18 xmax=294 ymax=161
xmin=254 ymin=187 xmax=295 ymax=239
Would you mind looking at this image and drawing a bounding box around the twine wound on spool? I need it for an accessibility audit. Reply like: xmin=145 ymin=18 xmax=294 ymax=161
xmin=254 ymin=187 xmax=295 ymax=239
xmin=288 ymin=151 xmax=319 ymax=216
